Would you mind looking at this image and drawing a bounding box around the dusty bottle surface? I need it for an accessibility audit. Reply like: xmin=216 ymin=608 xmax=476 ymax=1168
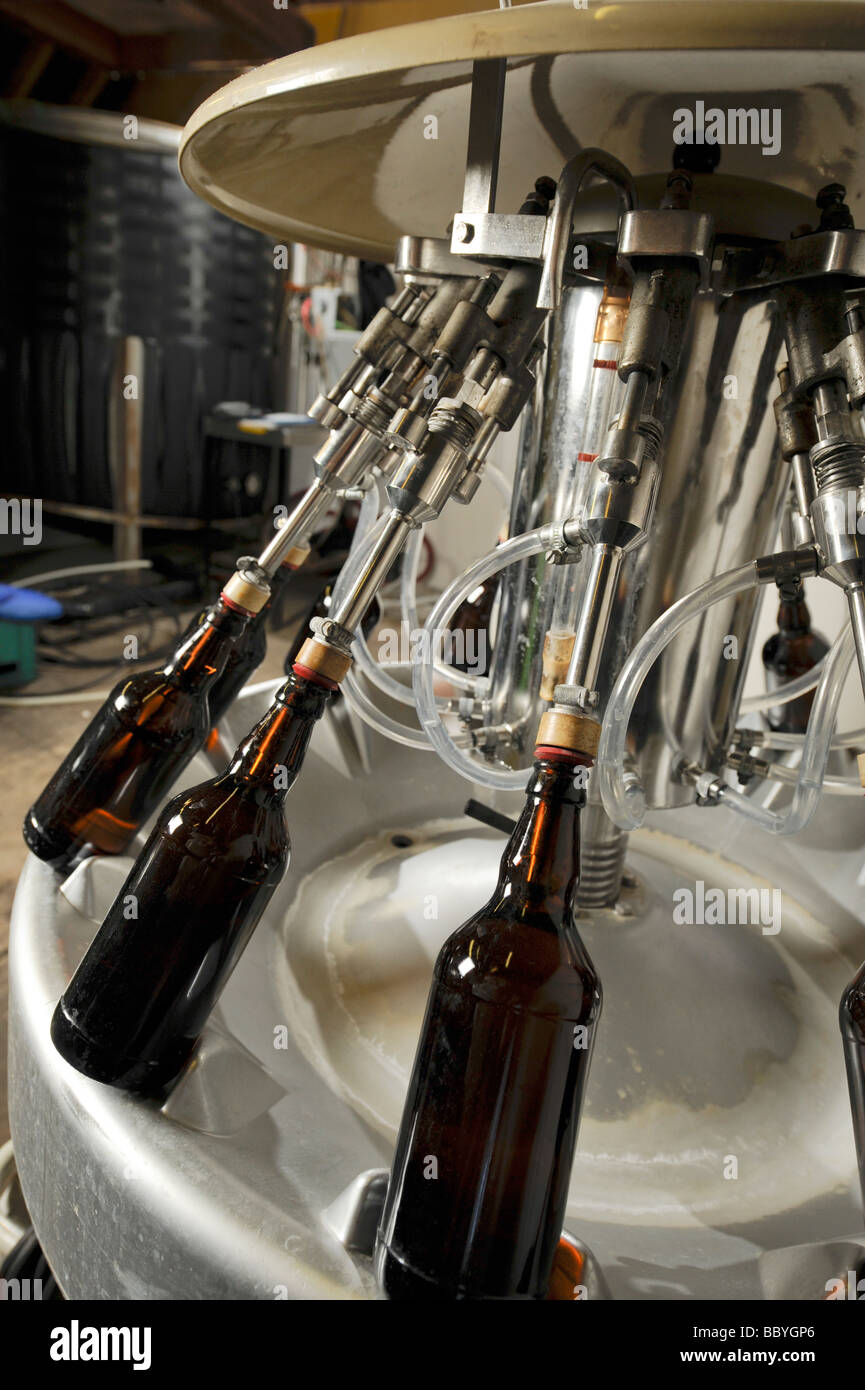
xmin=762 ymin=579 xmax=829 ymax=733
xmin=23 ymin=600 xmax=251 ymax=873
xmin=375 ymin=753 xmax=601 ymax=1301
xmin=49 ymin=669 xmax=332 ymax=1098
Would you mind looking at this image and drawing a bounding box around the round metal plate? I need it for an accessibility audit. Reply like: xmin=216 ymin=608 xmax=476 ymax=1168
xmin=179 ymin=1 xmax=865 ymax=258
xmin=9 ymin=696 xmax=865 ymax=1300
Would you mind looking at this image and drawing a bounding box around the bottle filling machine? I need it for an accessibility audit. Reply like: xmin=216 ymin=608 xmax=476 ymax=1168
xmin=8 ymin=1 xmax=865 ymax=1300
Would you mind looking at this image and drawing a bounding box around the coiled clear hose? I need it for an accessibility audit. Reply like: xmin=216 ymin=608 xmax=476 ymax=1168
xmin=596 ymin=559 xmax=856 ymax=833
xmin=738 ymin=656 xmax=827 ymax=715
xmin=757 ymin=726 xmax=864 ymax=750
xmin=759 ymin=760 xmax=861 ymax=796
xmin=413 ymin=528 xmax=550 ymax=790
xmin=332 ymin=491 xmax=457 ymax=713
xmin=716 ymin=625 xmax=855 ymax=829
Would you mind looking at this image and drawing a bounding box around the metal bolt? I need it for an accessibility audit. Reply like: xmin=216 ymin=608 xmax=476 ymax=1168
xmin=816 ymin=182 xmax=847 ymax=210
xmin=454 ymin=221 xmax=473 ymax=244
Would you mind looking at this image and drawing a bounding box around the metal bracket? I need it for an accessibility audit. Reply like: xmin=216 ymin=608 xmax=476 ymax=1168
xmin=726 ymin=748 xmax=771 ymax=787
xmin=449 ymin=217 xmax=611 ymax=288
xmin=825 ymin=327 xmax=865 ymax=407
xmin=754 ymin=545 xmax=819 ymax=586
xmin=719 ymin=228 xmax=865 ymax=296
xmin=617 ymin=209 xmax=715 ymax=287
xmin=451 ymin=211 xmax=546 ymax=262
xmin=394 ymin=235 xmax=487 ymax=281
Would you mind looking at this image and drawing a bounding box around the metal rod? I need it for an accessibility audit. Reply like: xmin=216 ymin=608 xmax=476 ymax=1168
xmin=564 ymin=543 xmax=624 ymax=692
xmin=846 ymin=585 xmax=865 ymax=696
xmin=618 ymin=371 xmax=649 ymax=433
xmin=791 ymin=450 xmax=817 ymax=519
xmin=330 ymin=510 xmax=414 ymax=633
xmin=462 ymin=57 xmax=506 ymax=216
xmin=257 ymin=481 xmax=332 ymax=576
xmin=537 ymin=149 xmax=637 ymax=311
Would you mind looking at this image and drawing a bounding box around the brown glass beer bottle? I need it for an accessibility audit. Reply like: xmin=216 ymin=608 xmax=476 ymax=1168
xmin=840 ymin=961 xmax=865 ymax=1215
xmin=374 ymin=740 xmax=601 ymax=1300
xmin=23 ymin=597 xmax=256 ymax=873
xmin=762 ymin=578 xmax=829 ymax=733
xmin=49 ymin=668 xmax=332 ymax=1099
xmin=449 ymin=576 xmax=497 ymax=676
xmin=196 ymin=550 xmax=307 ymax=727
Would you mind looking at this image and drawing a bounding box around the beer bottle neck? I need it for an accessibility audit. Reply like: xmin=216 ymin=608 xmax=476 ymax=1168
xmin=163 ymin=600 xmax=249 ymax=693
xmin=493 ymin=756 xmax=587 ymax=926
xmin=776 ymin=580 xmax=811 ymax=635
xmin=229 ymin=670 xmax=332 ymax=797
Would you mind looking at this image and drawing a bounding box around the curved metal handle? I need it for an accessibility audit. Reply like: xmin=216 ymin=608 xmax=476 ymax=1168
xmin=537 ymin=149 xmax=637 ymax=311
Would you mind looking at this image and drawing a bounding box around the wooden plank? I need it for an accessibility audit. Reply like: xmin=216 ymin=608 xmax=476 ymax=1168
xmin=0 ymin=2 xmax=120 ymax=68
xmin=68 ymin=63 xmax=109 ymax=106
xmin=192 ymin=0 xmax=314 ymax=52
xmin=5 ymin=38 xmax=55 ymax=97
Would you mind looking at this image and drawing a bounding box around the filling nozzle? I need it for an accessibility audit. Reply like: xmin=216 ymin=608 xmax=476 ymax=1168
xmin=290 ymin=253 xmax=556 ymax=688
xmin=240 ymin=272 xmax=506 ymax=589
xmin=804 ymin=381 xmax=865 ymax=694
xmin=307 ymin=282 xmax=431 ymax=429
xmin=772 ymin=199 xmax=865 ymax=698
xmin=292 ymin=507 xmax=417 ymax=686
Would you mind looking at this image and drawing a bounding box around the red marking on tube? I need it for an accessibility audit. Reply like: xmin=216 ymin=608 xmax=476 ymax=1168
xmin=592 ymin=358 xmax=618 ymax=370
xmin=576 ymin=452 xmax=598 ymax=463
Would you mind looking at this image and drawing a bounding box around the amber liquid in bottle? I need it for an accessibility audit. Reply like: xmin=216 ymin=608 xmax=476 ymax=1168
xmin=23 ymin=600 xmax=250 ymax=873
xmin=762 ymin=580 xmax=829 ymax=734
xmin=375 ymin=753 xmax=601 ymax=1300
xmin=449 ymin=576 xmax=497 ymax=676
xmin=49 ymin=670 xmax=331 ymax=1099
xmin=840 ymin=962 xmax=865 ymax=1216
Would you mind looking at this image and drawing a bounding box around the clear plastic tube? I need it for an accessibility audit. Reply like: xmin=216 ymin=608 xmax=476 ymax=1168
xmin=10 ymin=559 xmax=152 ymax=588
xmin=341 ymin=667 xmax=434 ymax=751
xmin=751 ymin=725 xmax=865 ymax=751
xmin=401 ymin=526 xmax=477 ymax=694
xmin=353 ymin=621 xmax=419 ymax=708
xmin=413 ymin=528 xmax=549 ymax=790
xmin=716 ymin=626 xmax=854 ymax=831
xmin=482 ymin=461 xmax=513 ymax=509
xmin=738 ymin=656 xmax=826 ymax=714
xmin=329 ymin=486 xmax=451 ymax=726
xmin=759 ymin=759 xmax=861 ymax=796
xmin=597 ymin=562 xmax=760 ymax=829
xmin=328 ymin=486 xmax=422 ymax=708
xmin=329 ymin=494 xmax=387 ymax=612
xmin=597 ymin=555 xmax=855 ymax=834
xmin=340 ymin=508 xmax=452 ymax=710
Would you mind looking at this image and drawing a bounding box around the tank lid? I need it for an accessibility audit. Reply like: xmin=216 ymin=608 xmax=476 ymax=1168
xmin=178 ymin=0 xmax=865 ymax=260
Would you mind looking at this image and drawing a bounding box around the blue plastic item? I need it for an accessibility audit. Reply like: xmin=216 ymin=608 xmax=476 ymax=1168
xmin=0 ymin=584 xmax=64 ymax=623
